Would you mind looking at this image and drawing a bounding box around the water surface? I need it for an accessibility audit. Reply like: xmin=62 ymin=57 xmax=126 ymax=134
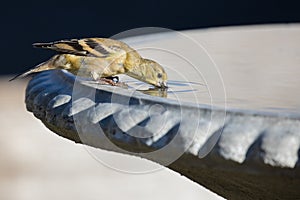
xmin=120 ymin=25 xmax=300 ymax=115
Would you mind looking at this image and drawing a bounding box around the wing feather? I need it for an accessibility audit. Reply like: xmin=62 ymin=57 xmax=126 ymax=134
xmin=33 ymin=38 xmax=127 ymax=59
xmin=33 ymin=39 xmax=87 ymax=56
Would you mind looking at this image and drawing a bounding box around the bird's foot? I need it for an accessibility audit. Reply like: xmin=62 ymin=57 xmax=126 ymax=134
xmin=97 ymin=77 xmax=119 ymax=86
xmin=96 ymin=76 xmax=128 ymax=88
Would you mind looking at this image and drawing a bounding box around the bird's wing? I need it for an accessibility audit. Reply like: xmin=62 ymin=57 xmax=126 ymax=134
xmin=33 ymin=38 xmax=127 ymax=59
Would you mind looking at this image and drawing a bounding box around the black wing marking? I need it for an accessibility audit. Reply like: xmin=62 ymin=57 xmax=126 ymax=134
xmin=33 ymin=39 xmax=88 ymax=56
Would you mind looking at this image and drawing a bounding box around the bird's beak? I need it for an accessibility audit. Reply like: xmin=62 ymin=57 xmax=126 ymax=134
xmin=159 ymin=81 xmax=168 ymax=88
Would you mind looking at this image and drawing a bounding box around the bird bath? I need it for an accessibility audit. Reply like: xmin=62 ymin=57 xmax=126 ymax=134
xmin=25 ymin=25 xmax=300 ymax=199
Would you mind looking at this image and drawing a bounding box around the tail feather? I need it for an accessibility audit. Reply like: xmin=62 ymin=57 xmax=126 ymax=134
xmin=9 ymin=59 xmax=54 ymax=81
xmin=9 ymin=68 xmax=37 ymax=81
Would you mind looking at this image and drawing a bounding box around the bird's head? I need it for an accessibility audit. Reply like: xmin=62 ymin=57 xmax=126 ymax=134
xmin=138 ymin=59 xmax=168 ymax=88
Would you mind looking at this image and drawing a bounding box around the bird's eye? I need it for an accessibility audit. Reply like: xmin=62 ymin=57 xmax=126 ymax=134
xmin=157 ymin=73 xmax=162 ymax=78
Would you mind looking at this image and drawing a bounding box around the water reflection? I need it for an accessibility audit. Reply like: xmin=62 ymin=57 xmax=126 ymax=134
xmin=138 ymin=87 xmax=168 ymax=97
xmin=130 ymin=80 xmax=207 ymax=99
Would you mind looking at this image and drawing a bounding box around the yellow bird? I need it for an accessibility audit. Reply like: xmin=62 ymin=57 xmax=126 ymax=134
xmin=10 ymin=38 xmax=168 ymax=88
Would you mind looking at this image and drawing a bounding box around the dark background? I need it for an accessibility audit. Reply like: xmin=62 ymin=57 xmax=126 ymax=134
xmin=2 ymin=0 xmax=300 ymax=75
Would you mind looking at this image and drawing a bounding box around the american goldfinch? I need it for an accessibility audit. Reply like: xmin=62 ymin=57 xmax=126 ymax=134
xmin=10 ymin=38 xmax=168 ymax=88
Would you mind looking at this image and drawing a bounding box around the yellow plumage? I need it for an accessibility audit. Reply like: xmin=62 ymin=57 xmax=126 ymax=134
xmin=11 ymin=38 xmax=168 ymax=88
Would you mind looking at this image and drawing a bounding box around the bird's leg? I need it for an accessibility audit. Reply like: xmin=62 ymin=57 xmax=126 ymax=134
xmin=92 ymin=73 xmax=127 ymax=88
xmin=89 ymin=71 xmax=118 ymax=86
xmin=104 ymin=76 xmax=119 ymax=83
xmin=96 ymin=76 xmax=119 ymax=86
